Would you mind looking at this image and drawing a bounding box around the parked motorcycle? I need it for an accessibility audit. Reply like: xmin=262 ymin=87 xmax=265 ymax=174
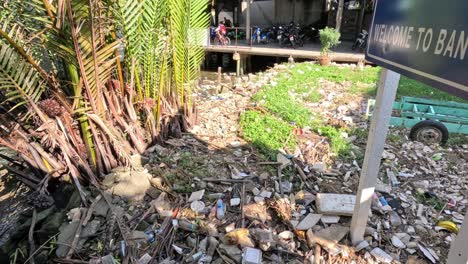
xmin=352 ymin=30 xmax=368 ymax=50
xmin=227 ymin=28 xmax=246 ymax=41
xmin=252 ymin=27 xmax=262 ymax=44
xmin=251 ymin=27 xmax=274 ymax=44
xmin=278 ymin=23 xmax=303 ymax=48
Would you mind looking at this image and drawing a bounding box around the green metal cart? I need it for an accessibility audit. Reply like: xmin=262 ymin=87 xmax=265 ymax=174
xmin=366 ymin=96 xmax=468 ymax=144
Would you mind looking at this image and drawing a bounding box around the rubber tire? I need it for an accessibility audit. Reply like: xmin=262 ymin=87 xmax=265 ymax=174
xmin=409 ymin=120 xmax=449 ymax=144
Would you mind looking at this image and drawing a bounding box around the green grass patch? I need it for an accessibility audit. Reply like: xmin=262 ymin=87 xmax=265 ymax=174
xmin=398 ymin=76 xmax=468 ymax=103
xmin=317 ymin=125 xmax=350 ymax=155
xmin=415 ymin=191 xmax=445 ymax=210
xmin=242 ymin=62 xmax=467 ymax=161
xmin=240 ymin=110 xmax=298 ymax=159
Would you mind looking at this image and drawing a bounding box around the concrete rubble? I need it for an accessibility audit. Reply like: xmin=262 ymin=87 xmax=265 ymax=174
xmin=3 ymin=63 xmax=466 ymax=263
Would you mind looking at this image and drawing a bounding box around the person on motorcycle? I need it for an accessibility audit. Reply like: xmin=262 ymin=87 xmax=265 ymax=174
xmin=215 ymin=21 xmax=228 ymax=45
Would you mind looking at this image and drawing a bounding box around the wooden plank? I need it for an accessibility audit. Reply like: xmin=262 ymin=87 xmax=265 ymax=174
xmin=447 ymin=208 xmax=468 ymax=264
xmin=350 ymin=69 xmax=400 ymax=244
xmin=316 ymin=193 xmax=356 ymax=216
xmin=204 ymin=46 xmax=365 ymax=62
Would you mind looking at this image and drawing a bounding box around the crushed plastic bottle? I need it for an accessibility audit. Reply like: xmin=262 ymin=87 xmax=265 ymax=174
xmin=216 ymin=199 xmax=225 ymax=219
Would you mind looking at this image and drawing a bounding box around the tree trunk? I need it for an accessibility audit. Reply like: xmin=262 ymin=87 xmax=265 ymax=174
xmin=335 ymin=0 xmax=345 ymax=32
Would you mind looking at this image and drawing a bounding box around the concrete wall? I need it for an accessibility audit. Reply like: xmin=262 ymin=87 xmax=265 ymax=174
xmin=236 ymin=0 xmax=326 ymax=27
xmin=238 ymin=0 xmax=275 ymax=27
xmin=274 ymin=0 xmax=325 ymax=25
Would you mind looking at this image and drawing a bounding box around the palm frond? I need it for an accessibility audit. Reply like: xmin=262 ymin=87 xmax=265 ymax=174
xmin=0 ymin=29 xmax=48 ymax=113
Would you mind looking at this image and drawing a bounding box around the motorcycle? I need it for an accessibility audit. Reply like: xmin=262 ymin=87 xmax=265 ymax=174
xmin=279 ymin=23 xmax=303 ymax=48
xmin=252 ymin=27 xmax=262 ymax=44
xmin=227 ymin=29 xmax=246 ymax=41
xmin=276 ymin=26 xmax=286 ymax=46
xmin=301 ymin=24 xmax=320 ymax=43
xmin=352 ymin=30 xmax=368 ymax=50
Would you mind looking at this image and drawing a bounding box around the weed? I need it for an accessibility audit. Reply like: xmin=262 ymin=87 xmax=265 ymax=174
xmin=446 ymin=134 xmax=468 ymax=146
xmin=240 ymin=110 xmax=298 ymax=159
xmin=178 ymin=152 xmax=193 ymax=169
xmin=387 ymin=133 xmax=402 ymax=145
xmin=243 ymin=62 xmax=465 ymax=163
xmin=317 ymin=125 xmax=350 ymax=156
xmin=398 ymin=77 xmax=468 ymax=103
xmin=350 ymin=127 xmax=368 ymax=142
xmin=415 ymin=192 xmax=446 ymax=210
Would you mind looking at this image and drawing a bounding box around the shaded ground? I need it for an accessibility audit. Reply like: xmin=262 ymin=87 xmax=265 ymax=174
xmin=0 ymin=148 xmax=31 ymax=248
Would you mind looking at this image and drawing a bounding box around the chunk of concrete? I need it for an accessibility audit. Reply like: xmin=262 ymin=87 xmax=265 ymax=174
xmin=316 ymin=193 xmax=355 ymax=216
xmin=102 ymin=168 xmax=151 ymax=201
xmin=56 ymin=221 xmax=80 ymax=257
xmin=243 ymin=247 xmax=262 ymax=264
xmin=296 ymin=214 xmax=322 ymax=230
xmin=315 ymin=224 xmax=349 ymax=243
xmin=188 ymin=189 xmax=205 ymax=202
xmin=320 ymin=215 xmax=340 ymax=224
xmin=370 ymin=247 xmax=393 ymax=263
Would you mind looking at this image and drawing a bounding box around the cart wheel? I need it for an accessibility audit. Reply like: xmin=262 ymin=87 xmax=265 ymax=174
xmin=409 ymin=120 xmax=449 ymax=144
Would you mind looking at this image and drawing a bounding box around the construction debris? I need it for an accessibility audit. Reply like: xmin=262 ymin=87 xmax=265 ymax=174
xmin=1 ymin=63 xmax=466 ymax=263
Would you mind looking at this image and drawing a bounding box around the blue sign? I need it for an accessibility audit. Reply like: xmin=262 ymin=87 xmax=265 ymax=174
xmin=366 ymin=0 xmax=468 ymax=99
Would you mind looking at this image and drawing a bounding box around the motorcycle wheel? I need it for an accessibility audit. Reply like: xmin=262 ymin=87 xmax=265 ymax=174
xmin=291 ymin=40 xmax=297 ymax=49
xmin=298 ymin=39 xmax=304 ymax=47
xmin=214 ymin=36 xmax=220 ymax=45
xmin=224 ymin=37 xmax=231 ymax=46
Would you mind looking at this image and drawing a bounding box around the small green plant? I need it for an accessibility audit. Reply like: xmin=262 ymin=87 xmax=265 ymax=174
xmin=319 ymin=27 xmax=341 ymax=55
xmin=240 ymin=110 xmax=298 ymax=159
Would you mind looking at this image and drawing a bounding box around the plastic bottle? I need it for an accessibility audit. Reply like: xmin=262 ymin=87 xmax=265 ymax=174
xmin=379 ymin=196 xmax=389 ymax=206
xmin=178 ymin=219 xmax=197 ymax=232
xmin=216 ymin=199 xmax=225 ymax=219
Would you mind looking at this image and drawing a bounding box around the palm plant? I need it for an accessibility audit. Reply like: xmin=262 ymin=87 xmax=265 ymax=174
xmin=0 ymin=0 xmax=210 ymax=189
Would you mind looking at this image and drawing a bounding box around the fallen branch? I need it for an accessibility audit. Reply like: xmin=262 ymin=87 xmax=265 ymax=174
xmin=53 ymin=259 xmax=89 ymax=264
xmin=66 ymin=208 xmax=88 ymax=259
xmin=28 ymin=208 xmax=37 ymax=264
xmin=241 ymin=183 xmax=246 ymax=228
xmin=315 ymin=244 xmax=321 ymax=264
xmin=23 ymin=233 xmax=60 ymax=263
xmin=203 ymin=178 xmax=251 ymax=183
xmin=82 ymin=195 xmax=102 ymax=226
xmin=257 ymin=161 xmax=281 ymax=165
xmin=292 ymin=160 xmax=313 ymax=190
xmin=277 ymin=165 xmax=284 ymax=196
xmin=306 ymin=230 xmax=352 ymax=257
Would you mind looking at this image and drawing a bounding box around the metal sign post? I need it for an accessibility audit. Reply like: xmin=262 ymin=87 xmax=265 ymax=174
xmin=447 ymin=207 xmax=468 ymax=263
xmin=351 ymin=0 xmax=468 ymax=261
xmin=350 ymin=69 xmax=400 ymax=243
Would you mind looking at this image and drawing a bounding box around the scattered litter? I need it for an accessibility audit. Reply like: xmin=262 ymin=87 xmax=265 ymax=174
xmin=296 ymin=213 xmax=322 ymax=230
xmin=230 ymin=198 xmax=241 ymax=207
xmin=370 ymin=247 xmax=393 ymax=263
xmin=216 ymin=199 xmax=226 ymax=219
xmin=436 ymin=220 xmax=459 ymax=233
xmin=242 ymin=247 xmax=262 ymax=264
xmin=190 ymin=201 xmax=205 ymax=213
xmin=418 ymin=244 xmax=437 ymax=263
xmin=188 ymin=189 xmax=205 ymax=202
xmin=316 ymin=193 xmax=356 ymax=216
xmin=391 ymin=235 xmax=406 ymax=249
xmin=320 ymin=215 xmax=340 ymax=224
xmin=355 ymin=240 xmax=370 ymax=251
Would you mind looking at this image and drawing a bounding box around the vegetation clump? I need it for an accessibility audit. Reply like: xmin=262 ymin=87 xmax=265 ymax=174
xmin=0 ymin=0 xmax=210 ymax=186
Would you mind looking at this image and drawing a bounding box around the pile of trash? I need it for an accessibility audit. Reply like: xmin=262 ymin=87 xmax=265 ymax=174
xmin=20 ymin=134 xmax=462 ymax=264
xmin=1 ymin=63 xmax=466 ymax=263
